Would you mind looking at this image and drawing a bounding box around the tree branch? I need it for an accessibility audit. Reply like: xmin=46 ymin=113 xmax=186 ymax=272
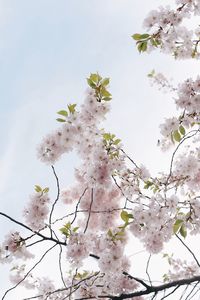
xmin=98 ymin=276 xmax=200 ymax=299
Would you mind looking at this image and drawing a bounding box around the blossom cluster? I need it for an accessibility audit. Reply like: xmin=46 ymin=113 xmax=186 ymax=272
xmin=0 ymin=231 xmax=33 ymax=264
xmin=23 ymin=189 xmax=50 ymax=231
xmin=133 ymin=0 xmax=200 ymax=58
xmin=2 ymin=14 xmax=200 ymax=296
xmin=165 ymin=256 xmax=200 ymax=282
xmin=157 ymin=76 xmax=200 ymax=150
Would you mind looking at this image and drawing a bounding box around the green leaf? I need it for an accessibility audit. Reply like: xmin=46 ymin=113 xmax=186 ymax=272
xmin=103 ymin=97 xmax=112 ymax=101
xmin=103 ymin=133 xmax=111 ymax=140
xmin=173 ymin=219 xmax=183 ymax=234
xmin=56 ymin=118 xmax=66 ymax=122
xmin=102 ymin=78 xmax=110 ymax=86
xmin=140 ymin=34 xmax=150 ymax=39
xmin=144 ymin=180 xmax=153 ymax=189
xmin=132 ymin=33 xmax=142 ymax=40
xmin=101 ymin=88 xmax=111 ymax=98
xmin=35 ymin=185 xmax=42 ymax=192
xmin=116 ymin=231 xmax=125 ymax=236
xmin=138 ymin=41 xmax=147 ymax=53
xmin=90 ymin=73 xmax=101 ymax=83
xmin=113 ymin=139 xmax=121 ymax=145
xmin=68 ymin=104 xmax=77 ymax=114
xmin=173 ymin=130 xmax=181 ymax=142
xmin=147 ymin=69 xmax=155 ymax=78
xmin=75 ymin=270 xmax=89 ymax=280
xmin=73 ymin=227 xmax=79 ymax=232
xmin=153 ymin=186 xmax=159 ymax=193
xmin=43 ymin=187 xmax=49 ymax=193
xmin=57 ymin=110 xmax=68 ymax=117
xmin=87 ymin=78 xmax=96 ymax=88
xmin=137 ymin=42 xmax=143 ymax=53
xmin=180 ymin=224 xmax=187 ymax=238
xmin=150 ymin=38 xmax=160 ymax=47
xmin=107 ymin=229 xmax=113 ymax=237
xmin=127 ymin=213 xmax=134 ymax=219
xmin=59 ymin=222 xmax=72 ymax=237
xmin=179 ymin=125 xmax=185 ymax=136
xmin=141 ymin=41 xmax=147 ymax=52
xmin=121 ymin=210 xmax=129 ymax=223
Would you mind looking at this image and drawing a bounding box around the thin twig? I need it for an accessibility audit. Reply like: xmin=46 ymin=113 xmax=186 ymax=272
xmin=84 ymin=188 xmax=94 ymax=234
xmin=49 ymin=165 xmax=60 ymax=229
xmin=71 ymin=187 xmax=88 ymax=225
xmin=146 ymin=254 xmax=152 ymax=286
xmin=176 ymin=234 xmax=200 ymax=268
xmin=2 ymin=243 xmax=57 ymax=300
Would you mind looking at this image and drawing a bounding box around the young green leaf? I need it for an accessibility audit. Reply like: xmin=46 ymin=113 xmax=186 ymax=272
xmin=68 ymin=104 xmax=77 ymax=114
xmin=138 ymin=41 xmax=147 ymax=53
xmin=90 ymin=73 xmax=101 ymax=83
xmin=144 ymin=181 xmax=153 ymax=189
xmin=180 ymin=224 xmax=187 ymax=238
xmin=121 ymin=211 xmax=129 ymax=223
xmin=43 ymin=187 xmax=49 ymax=193
xmin=173 ymin=219 xmax=183 ymax=234
xmin=132 ymin=33 xmax=142 ymax=40
xmin=35 ymin=185 xmax=42 ymax=193
xmin=87 ymin=78 xmax=96 ymax=88
xmin=102 ymin=78 xmax=110 ymax=86
xmin=179 ymin=125 xmax=185 ymax=136
xmin=140 ymin=33 xmax=150 ymax=39
xmin=173 ymin=130 xmax=181 ymax=142
xmin=56 ymin=118 xmax=66 ymax=122
xmin=57 ymin=110 xmax=68 ymax=117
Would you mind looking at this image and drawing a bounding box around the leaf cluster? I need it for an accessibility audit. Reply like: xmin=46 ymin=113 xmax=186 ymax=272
xmin=59 ymin=222 xmax=79 ymax=238
xmin=143 ymin=180 xmax=159 ymax=193
xmin=132 ymin=33 xmax=161 ymax=53
xmin=103 ymin=132 xmax=121 ymax=158
xmin=56 ymin=104 xmax=77 ymax=123
xmin=87 ymin=73 xmax=112 ymax=102
xmin=173 ymin=219 xmax=187 ymax=238
xmin=34 ymin=185 xmax=49 ymax=194
xmin=171 ymin=125 xmax=186 ymax=143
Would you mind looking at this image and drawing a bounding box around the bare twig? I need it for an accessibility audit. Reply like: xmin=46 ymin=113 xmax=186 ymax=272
xmin=84 ymin=188 xmax=94 ymax=234
xmin=2 ymin=243 xmax=57 ymax=300
xmin=176 ymin=234 xmax=200 ymax=268
xmin=49 ymin=165 xmax=60 ymax=230
xmin=71 ymin=187 xmax=88 ymax=225
xmin=146 ymin=254 xmax=152 ymax=286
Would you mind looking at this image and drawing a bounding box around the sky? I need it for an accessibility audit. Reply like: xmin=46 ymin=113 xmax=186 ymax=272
xmin=0 ymin=0 xmax=200 ymax=299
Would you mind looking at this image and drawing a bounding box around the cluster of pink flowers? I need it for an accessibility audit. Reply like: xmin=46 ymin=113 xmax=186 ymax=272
xmin=3 ymin=71 xmax=200 ymax=298
xmin=0 ymin=231 xmax=33 ymax=263
xmin=141 ymin=1 xmax=200 ymax=58
xmin=37 ymin=89 xmax=110 ymax=166
xmin=176 ymin=77 xmax=200 ymax=114
xmin=166 ymin=256 xmax=200 ymax=282
xmin=23 ymin=190 xmax=50 ymax=231
xmin=148 ymin=71 xmax=175 ymax=93
xmin=157 ymin=76 xmax=200 ymax=150
xmin=130 ymin=196 xmax=175 ymax=253
xmin=3 ymin=1 xmax=200 ymax=296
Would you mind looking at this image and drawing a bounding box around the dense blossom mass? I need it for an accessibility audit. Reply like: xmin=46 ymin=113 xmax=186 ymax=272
xmin=1 ymin=0 xmax=200 ymax=299
xmin=133 ymin=0 xmax=200 ymax=59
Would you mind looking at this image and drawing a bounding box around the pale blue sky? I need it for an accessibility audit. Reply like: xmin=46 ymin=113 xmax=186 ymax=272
xmin=0 ymin=1 xmax=200 ymax=299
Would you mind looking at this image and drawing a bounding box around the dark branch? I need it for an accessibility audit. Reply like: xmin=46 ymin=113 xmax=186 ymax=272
xmin=98 ymin=276 xmax=200 ymax=299
xmin=49 ymin=165 xmax=60 ymax=227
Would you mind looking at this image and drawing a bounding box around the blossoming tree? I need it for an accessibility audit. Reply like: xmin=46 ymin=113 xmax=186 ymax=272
xmin=1 ymin=0 xmax=200 ymax=299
